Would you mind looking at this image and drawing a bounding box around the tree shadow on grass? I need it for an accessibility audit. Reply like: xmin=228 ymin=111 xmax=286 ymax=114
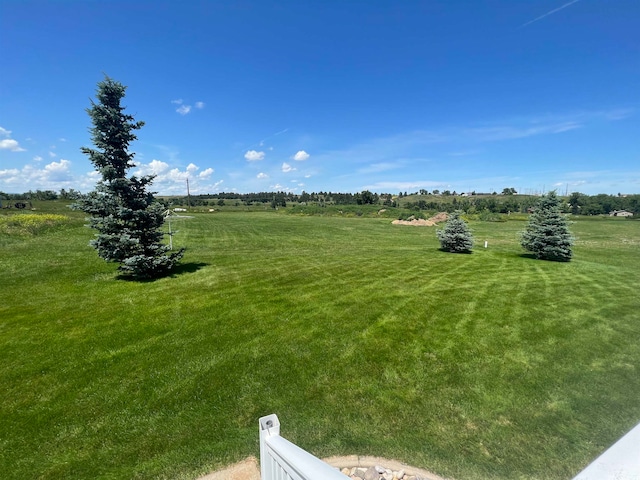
xmin=170 ymin=261 xmax=210 ymax=275
xmin=518 ymin=253 xmax=570 ymax=262
xmin=437 ymin=248 xmax=473 ymax=254
xmin=116 ymin=262 xmax=210 ymax=282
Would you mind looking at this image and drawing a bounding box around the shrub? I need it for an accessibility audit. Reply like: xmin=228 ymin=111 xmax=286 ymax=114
xmin=0 ymin=213 xmax=68 ymax=236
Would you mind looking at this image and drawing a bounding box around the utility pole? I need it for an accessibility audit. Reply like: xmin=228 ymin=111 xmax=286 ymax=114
xmin=186 ymin=178 xmax=191 ymax=210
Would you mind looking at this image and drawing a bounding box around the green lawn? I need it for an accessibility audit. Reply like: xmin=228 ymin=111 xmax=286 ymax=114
xmin=1 ymin=208 xmax=639 ymax=479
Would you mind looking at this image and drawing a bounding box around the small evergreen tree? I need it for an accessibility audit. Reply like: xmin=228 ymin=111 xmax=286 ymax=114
xmin=436 ymin=210 xmax=473 ymax=253
xmin=521 ymin=191 xmax=573 ymax=262
xmin=73 ymin=76 xmax=184 ymax=278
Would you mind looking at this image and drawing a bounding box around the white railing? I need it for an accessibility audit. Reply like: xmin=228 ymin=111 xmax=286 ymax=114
xmin=572 ymin=421 xmax=640 ymax=480
xmin=259 ymin=414 xmax=349 ymax=480
xmin=260 ymin=414 xmax=639 ymax=480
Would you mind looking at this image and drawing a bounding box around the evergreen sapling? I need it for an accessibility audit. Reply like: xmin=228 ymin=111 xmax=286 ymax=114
xmin=437 ymin=210 xmax=474 ymax=253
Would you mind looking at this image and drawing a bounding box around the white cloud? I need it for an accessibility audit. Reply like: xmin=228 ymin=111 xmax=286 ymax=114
xmin=257 ymin=172 xmax=269 ymax=179
xmin=0 ymin=127 xmax=26 ymax=151
xmin=199 ymin=168 xmax=214 ymax=178
xmin=48 ymin=151 xmax=57 ymax=158
xmin=245 ymin=150 xmax=265 ymax=161
xmin=33 ymin=155 xmax=43 ymax=162
xmin=136 ymin=159 xmax=170 ymax=176
xmin=0 ymin=139 xmax=26 ymax=152
xmin=59 ymin=137 xmax=67 ymax=142
xmin=176 ymin=105 xmax=192 ymax=115
xmin=129 ymin=160 xmax=221 ymax=195
xmin=271 ymin=183 xmax=283 ymax=190
xmin=43 ymin=159 xmax=72 ymax=181
xmin=293 ymin=150 xmax=310 ymax=161
xmin=172 ymin=99 xmax=204 ymax=114
xmin=0 ymin=168 xmax=20 ymax=179
xmin=0 ymin=159 xmax=73 ymax=186
xmin=282 ymin=162 xmax=296 ymax=173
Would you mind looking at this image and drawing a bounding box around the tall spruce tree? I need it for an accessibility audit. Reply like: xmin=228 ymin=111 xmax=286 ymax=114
xmin=73 ymin=76 xmax=184 ymax=278
xmin=436 ymin=210 xmax=474 ymax=253
xmin=521 ymin=191 xmax=573 ymax=262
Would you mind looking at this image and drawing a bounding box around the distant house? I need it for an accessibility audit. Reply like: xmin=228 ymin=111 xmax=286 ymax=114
xmin=609 ymin=210 xmax=634 ymax=217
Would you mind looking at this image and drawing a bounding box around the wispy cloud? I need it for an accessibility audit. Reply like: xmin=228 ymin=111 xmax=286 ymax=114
xmin=465 ymin=121 xmax=581 ymax=141
xmin=250 ymin=128 xmax=290 ymax=151
xmin=357 ymin=162 xmax=404 ymax=174
xmin=171 ymin=98 xmax=204 ymax=115
xmin=176 ymin=105 xmax=192 ymax=115
xmin=520 ymin=0 xmax=580 ymax=28
xmin=362 ymin=181 xmax=446 ymax=191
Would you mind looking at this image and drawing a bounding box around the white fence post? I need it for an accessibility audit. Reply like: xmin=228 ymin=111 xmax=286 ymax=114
xmin=259 ymin=414 xmax=349 ymax=480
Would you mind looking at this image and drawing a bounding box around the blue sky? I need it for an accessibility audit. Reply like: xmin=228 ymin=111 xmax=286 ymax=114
xmin=1 ymin=0 xmax=638 ymax=196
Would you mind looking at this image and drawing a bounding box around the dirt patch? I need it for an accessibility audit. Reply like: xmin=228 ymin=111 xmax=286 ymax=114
xmin=198 ymin=455 xmax=449 ymax=480
xmin=197 ymin=457 xmax=259 ymax=480
xmin=392 ymin=212 xmax=448 ymax=227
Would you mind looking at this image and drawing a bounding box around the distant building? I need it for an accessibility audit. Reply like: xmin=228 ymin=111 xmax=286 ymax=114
xmin=609 ymin=210 xmax=634 ymax=217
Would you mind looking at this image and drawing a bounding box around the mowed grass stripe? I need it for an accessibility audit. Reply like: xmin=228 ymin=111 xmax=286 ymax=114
xmin=1 ymin=212 xmax=639 ymax=479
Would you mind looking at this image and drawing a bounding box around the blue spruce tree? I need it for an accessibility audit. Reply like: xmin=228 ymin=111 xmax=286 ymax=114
xmin=73 ymin=76 xmax=184 ymax=278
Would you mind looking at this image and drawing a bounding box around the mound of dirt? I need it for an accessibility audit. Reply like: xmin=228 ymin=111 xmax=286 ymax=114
xmin=391 ymin=212 xmax=448 ymax=227
xmin=392 ymin=219 xmax=436 ymax=226
xmin=428 ymin=212 xmax=449 ymax=223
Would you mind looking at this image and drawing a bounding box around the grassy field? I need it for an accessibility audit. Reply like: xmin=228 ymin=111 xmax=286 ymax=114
xmin=1 ymin=204 xmax=639 ymax=479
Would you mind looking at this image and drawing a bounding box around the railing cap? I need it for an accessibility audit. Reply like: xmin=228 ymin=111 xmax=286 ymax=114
xmin=259 ymin=414 xmax=281 ymax=436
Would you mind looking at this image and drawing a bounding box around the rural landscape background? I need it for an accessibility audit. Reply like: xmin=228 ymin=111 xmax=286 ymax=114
xmin=2 ymin=1 xmax=639 ymax=478
xmin=1 ymin=195 xmax=639 ymax=479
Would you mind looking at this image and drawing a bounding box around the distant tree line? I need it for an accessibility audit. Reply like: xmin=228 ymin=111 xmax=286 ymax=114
xmin=0 ymin=189 xmax=82 ymax=201
xmin=2 ymin=188 xmax=639 ymax=216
